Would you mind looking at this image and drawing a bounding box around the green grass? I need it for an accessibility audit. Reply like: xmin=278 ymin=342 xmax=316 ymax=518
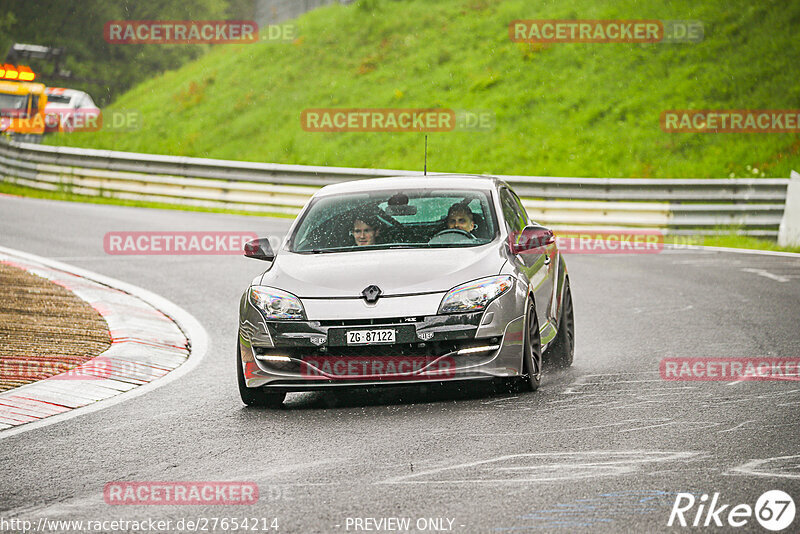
xmin=0 ymin=182 xmax=294 ymax=219
xmin=44 ymin=0 xmax=800 ymax=178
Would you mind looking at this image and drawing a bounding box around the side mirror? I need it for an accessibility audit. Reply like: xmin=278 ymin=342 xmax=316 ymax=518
xmin=244 ymin=238 xmax=275 ymax=261
xmin=510 ymin=225 xmax=555 ymax=255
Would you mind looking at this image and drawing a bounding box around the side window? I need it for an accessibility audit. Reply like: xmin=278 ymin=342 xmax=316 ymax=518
xmin=510 ymin=189 xmax=530 ymax=227
xmin=499 ymin=188 xmax=526 ymax=234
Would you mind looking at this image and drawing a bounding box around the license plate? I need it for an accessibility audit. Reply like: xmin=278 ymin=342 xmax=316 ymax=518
xmin=346 ymin=329 xmax=396 ymax=345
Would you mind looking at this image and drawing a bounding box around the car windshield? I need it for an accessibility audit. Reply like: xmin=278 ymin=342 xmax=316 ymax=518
xmin=289 ymin=188 xmax=497 ymax=253
xmin=0 ymin=93 xmax=28 ymax=116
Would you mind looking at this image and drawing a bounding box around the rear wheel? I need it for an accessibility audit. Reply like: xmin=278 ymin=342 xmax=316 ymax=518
xmin=237 ymin=344 xmax=286 ymax=408
xmin=546 ymin=278 xmax=575 ymax=368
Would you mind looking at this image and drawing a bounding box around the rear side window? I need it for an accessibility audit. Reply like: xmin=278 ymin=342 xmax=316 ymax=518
xmin=46 ymin=94 xmax=72 ymax=105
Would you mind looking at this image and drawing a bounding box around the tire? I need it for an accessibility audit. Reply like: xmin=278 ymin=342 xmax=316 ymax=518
xmin=546 ymin=277 xmax=575 ymax=368
xmin=237 ymin=344 xmax=286 ymax=408
xmin=507 ymin=300 xmax=542 ymax=392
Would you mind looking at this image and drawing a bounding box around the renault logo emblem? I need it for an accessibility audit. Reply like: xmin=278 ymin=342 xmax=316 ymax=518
xmin=362 ymin=285 xmax=382 ymax=303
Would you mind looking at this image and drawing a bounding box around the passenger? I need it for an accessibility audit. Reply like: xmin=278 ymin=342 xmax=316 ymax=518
xmin=446 ymin=202 xmax=476 ymax=234
xmin=351 ymin=214 xmax=382 ymax=246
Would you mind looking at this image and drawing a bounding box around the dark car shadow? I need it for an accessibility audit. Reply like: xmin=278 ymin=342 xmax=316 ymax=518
xmin=284 ymin=379 xmax=507 ymax=410
xmin=252 ymin=364 xmax=580 ymax=410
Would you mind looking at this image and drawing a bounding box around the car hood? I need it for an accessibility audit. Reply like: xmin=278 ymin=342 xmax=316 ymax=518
xmin=259 ymin=245 xmax=507 ymax=298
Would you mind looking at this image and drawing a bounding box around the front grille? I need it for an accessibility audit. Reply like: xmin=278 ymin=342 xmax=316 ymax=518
xmin=317 ymin=340 xmax=469 ymax=358
xmin=317 ymin=317 xmax=427 ymax=327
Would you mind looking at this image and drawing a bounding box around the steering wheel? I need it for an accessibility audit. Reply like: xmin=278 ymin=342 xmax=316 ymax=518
xmin=429 ymin=228 xmax=477 ymax=243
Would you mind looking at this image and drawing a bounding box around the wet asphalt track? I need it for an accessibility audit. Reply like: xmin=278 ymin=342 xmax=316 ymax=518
xmin=1 ymin=194 xmax=799 ymax=533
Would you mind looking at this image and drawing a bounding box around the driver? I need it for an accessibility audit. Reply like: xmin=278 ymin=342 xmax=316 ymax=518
xmin=446 ymin=202 xmax=476 ymax=234
xmin=351 ymin=214 xmax=382 ymax=246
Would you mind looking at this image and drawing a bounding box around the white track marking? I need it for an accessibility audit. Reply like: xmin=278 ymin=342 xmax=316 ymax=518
xmin=0 ymin=245 xmax=208 ymax=440
xmin=618 ymin=420 xmax=722 ymax=433
xmin=741 ymin=268 xmax=792 ymax=282
xmin=379 ymin=451 xmax=702 ymax=485
xmin=662 ymin=243 xmax=800 ymax=258
xmin=468 ymin=421 xmax=636 ymax=436
xmin=729 ymin=455 xmax=800 ymax=479
xmin=717 ymin=420 xmax=756 ymax=433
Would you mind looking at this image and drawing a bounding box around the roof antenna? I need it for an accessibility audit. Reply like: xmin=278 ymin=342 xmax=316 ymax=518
xmin=424 ymin=135 xmax=428 ymax=176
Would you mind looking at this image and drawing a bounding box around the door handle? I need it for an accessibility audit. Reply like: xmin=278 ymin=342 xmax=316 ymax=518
xmin=543 ymin=255 xmax=551 ymax=265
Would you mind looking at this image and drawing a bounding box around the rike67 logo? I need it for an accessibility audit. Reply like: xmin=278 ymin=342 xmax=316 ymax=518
xmin=668 ymin=490 xmax=795 ymax=531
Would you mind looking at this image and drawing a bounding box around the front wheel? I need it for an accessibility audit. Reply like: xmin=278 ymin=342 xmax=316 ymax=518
xmin=507 ymin=300 xmax=542 ymax=392
xmin=545 ymin=277 xmax=574 ymax=368
xmin=237 ymin=343 xmax=286 ymax=408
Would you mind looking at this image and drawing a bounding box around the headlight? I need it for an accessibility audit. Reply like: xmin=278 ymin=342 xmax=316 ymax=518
xmin=439 ymin=275 xmax=514 ymax=314
xmin=250 ymin=286 xmax=305 ymax=320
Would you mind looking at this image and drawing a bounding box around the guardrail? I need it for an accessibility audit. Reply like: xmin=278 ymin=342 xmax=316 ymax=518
xmin=0 ymin=139 xmax=790 ymax=236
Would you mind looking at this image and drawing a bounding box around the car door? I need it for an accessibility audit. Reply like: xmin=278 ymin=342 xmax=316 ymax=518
xmin=499 ymin=187 xmax=555 ymax=335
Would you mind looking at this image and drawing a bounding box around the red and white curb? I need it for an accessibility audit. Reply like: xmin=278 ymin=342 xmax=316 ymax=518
xmin=0 ymin=245 xmax=207 ymax=438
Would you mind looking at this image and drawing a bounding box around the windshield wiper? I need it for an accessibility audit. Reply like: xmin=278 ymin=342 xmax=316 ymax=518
xmin=298 ymin=247 xmax=356 ymax=254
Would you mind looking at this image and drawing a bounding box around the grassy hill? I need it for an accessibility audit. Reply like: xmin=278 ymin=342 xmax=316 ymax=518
xmin=45 ymin=0 xmax=800 ymax=178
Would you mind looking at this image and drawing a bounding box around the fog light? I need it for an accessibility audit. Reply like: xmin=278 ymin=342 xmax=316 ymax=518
xmin=255 ymin=354 xmax=292 ymax=362
xmin=456 ymin=344 xmax=500 ymax=355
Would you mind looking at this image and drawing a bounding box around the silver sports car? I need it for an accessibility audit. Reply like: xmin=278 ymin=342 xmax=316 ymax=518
xmin=237 ymin=175 xmax=574 ymax=406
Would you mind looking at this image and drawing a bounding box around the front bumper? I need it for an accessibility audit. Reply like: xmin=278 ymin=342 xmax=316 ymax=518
xmin=238 ymin=305 xmax=525 ymax=390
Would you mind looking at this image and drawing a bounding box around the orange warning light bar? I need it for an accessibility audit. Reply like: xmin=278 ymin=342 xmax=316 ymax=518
xmin=0 ymin=64 xmax=37 ymax=81
xmin=17 ymin=65 xmax=35 ymax=81
xmin=1 ymin=64 xmax=18 ymax=79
